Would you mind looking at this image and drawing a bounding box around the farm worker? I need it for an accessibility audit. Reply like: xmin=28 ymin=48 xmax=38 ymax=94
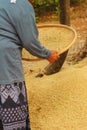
xmin=0 ymin=0 xmax=59 ymax=130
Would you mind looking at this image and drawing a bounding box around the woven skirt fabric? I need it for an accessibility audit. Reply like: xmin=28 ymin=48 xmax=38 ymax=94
xmin=0 ymin=81 xmax=31 ymax=130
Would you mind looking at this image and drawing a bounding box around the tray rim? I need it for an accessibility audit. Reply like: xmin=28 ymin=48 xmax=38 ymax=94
xmin=22 ymin=24 xmax=77 ymax=61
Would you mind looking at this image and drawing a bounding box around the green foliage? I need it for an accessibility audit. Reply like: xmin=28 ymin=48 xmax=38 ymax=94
xmin=32 ymin=0 xmax=85 ymax=19
xmin=33 ymin=0 xmax=59 ymax=6
xmin=32 ymin=0 xmax=60 ymax=17
xmin=32 ymin=0 xmax=85 ymax=7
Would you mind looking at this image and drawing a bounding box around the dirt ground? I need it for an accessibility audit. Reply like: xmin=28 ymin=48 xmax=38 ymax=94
xmin=23 ymin=2 xmax=87 ymax=130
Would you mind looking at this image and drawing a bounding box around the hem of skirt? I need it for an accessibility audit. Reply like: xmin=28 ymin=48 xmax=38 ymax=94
xmin=0 ymin=78 xmax=25 ymax=84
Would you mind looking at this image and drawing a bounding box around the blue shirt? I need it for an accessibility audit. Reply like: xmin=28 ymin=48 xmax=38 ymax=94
xmin=0 ymin=0 xmax=51 ymax=84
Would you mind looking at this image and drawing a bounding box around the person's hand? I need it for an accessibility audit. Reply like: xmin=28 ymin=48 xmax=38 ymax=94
xmin=47 ymin=50 xmax=60 ymax=63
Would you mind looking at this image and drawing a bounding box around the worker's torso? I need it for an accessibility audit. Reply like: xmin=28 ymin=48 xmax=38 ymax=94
xmin=0 ymin=0 xmax=24 ymax=84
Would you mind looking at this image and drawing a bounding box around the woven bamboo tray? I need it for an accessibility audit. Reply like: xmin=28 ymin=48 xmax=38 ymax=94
xmin=22 ymin=24 xmax=77 ymax=76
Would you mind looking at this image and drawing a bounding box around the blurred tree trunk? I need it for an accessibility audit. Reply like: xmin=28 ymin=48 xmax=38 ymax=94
xmin=59 ymin=0 xmax=70 ymax=25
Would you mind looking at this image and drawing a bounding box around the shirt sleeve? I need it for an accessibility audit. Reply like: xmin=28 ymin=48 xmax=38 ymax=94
xmin=14 ymin=1 xmax=51 ymax=59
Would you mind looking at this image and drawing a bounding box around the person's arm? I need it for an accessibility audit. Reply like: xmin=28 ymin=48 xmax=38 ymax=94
xmin=14 ymin=2 xmax=51 ymax=59
xmin=13 ymin=1 xmax=59 ymax=62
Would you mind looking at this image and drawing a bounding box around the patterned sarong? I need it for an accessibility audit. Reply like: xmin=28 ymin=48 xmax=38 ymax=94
xmin=0 ymin=81 xmax=31 ymax=130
